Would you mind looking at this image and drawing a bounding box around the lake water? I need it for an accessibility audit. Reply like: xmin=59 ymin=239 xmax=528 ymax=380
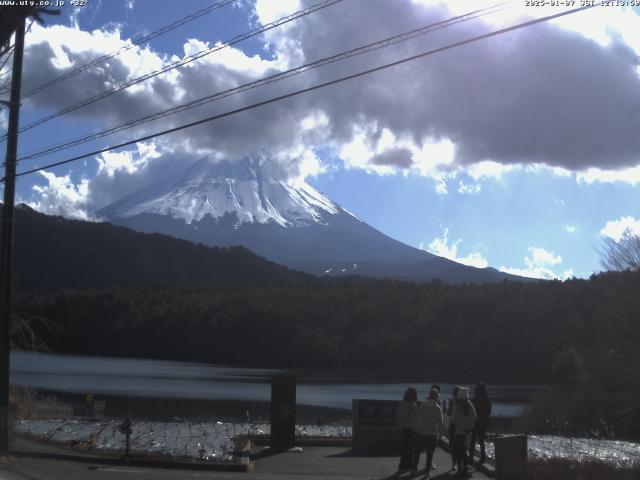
xmin=10 ymin=351 xmax=534 ymax=417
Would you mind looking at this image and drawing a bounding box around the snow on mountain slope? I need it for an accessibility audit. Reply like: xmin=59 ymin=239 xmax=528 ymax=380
xmin=99 ymin=157 xmax=341 ymax=227
xmin=99 ymin=155 xmax=529 ymax=284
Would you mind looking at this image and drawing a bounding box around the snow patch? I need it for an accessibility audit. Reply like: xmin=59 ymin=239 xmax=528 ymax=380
xmin=100 ymin=157 xmax=346 ymax=227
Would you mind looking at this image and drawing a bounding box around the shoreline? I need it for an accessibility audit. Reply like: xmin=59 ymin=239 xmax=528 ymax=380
xmin=28 ymin=390 xmax=353 ymax=425
xmin=23 ymin=388 xmax=525 ymax=430
xmin=11 ymin=350 xmax=548 ymax=385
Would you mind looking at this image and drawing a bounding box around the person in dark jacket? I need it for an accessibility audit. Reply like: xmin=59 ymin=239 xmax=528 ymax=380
xmin=431 ymin=384 xmax=447 ymax=414
xmin=395 ymin=387 xmax=418 ymax=472
xmin=470 ymin=383 xmax=491 ymax=464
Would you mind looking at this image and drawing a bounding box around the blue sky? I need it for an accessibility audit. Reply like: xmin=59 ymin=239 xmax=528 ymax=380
xmin=2 ymin=0 xmax=640 ymax=279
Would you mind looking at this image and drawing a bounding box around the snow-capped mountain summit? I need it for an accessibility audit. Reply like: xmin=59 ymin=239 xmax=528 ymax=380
xmin=99 ymin=157 xmax=341 ymax=227
xmin=100 ymin=156 xmax=526 ymax=283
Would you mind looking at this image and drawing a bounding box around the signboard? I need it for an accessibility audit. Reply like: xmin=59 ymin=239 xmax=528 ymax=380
xmin=352 ymin=399 xmax=402 ymax=453
xmin=358 ymin=400 xmax=399 ymax=427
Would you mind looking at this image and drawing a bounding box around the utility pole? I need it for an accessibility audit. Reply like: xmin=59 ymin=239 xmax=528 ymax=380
xmin=0 ymin=17 xmax=25 ymax=456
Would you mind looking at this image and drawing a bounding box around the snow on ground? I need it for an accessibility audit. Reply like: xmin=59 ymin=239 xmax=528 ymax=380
xmin=484 ymin=435 xmax=640 ymax=469
xmin=14 ymin=419 xmax=237 ymax=462
xmin=243 ymin=423 xmax=352 ymax=438
xmin=13 ymin=419 xmax=351 ymax=463
xmin=14 ymin=419 xmax=640 ymax=467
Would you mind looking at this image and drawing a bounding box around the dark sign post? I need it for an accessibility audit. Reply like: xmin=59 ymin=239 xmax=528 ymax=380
xmin=270 ymin=375 xmax=296 ymax=451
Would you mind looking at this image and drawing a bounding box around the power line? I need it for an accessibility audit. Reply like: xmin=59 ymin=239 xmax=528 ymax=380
xmin=1 ymin=0 xmax=342 ymax=142
xmin=17 ymin=3 xmax=509 ymax=163
xmin=20 ymin=0 xmax=239 ymax=99
xmin=0 ymin=43 xmax=13 ymax=59
xmin=4 ymin=3 xmax=596 ymax=182
xmin=0 ymin=45 xmax=15 ymax=78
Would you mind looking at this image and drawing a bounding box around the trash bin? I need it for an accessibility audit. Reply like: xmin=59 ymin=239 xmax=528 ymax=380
xmin=494 ymin=434 xmax=527 ymax=480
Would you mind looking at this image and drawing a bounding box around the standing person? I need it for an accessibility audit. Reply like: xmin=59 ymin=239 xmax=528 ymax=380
xmin=415 ymin=388 xmax=446 ymax=473
xmin=446 ymin=386 xmax=459 ymax=470
xmin=470 ymin=383 xmax=492 ymax=464
xmin=431 ymin=384 xmax=447 ymax=413
xmin=452 ymin=387 xmax=477 ymax=477
xmin=395 ymin=387 xmax=418 ymax=472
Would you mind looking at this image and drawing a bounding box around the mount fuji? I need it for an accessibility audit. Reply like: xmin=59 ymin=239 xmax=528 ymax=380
xmin=99 ymin=156 xmax=525 ymax=283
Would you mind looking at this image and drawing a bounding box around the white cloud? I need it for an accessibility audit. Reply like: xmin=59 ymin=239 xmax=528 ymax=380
xmin=467 ymin=161 xmax=514 ymax=181
xmin=526 ymin=247 xmax=561 ymax=268
xmin=424 ymin=228 xmax=488 ymax=268
xmin=600 ymin=216 xmax=640 ymax=242
xmin=338 ymin=126 xmax=412 ymax=176
xmin=577 ymin=165 xmax=640 ymax=186
xmin=410 ymin=139 xmax=456 ymax=176
xmin=548 ymin=166 xmax=573 ymax=177
xmin=300 ymin=110 xmax=330 ymax=131
xmin=339 ymin=127 xmax=395 ymax=175
xmin=28 ymin=22 xmax=128 ymax=70
xmin=500 ymin=246 xmax=572 ymax=280
xmin=526 ymin=163 xmax=573 ymax=178
xmin=296 ymin=149 xmax=326 ymax=179
xmin=96 ymin=142 xmax=161 ymax=177
xmin=457 ymin=180 xmax=481 ymax=195
xmin=18 ymin=0 xmax=640 ymax=217
xmin=434 ymin=178 xmax=448 ymax=195
xmin=254 ymin=0 xmax=301 ymax=24
xmin=27 ymin=171 xmax=91 ymax=220
xmin=182 ymin=38 xmax=282 ymax=75
xmin=413 ymin=0 xmax=640 ymax=54
xmin=338 ymin=130 xmax=457 ymax=193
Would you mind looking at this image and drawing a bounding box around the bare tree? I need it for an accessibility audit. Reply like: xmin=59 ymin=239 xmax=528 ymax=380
xmin=599 ymin=229 xmax=640 ymax=272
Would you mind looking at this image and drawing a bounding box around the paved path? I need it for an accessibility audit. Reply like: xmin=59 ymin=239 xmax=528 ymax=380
xmin=0 ymin=444 xmax=489 ymax=480
xmin=253 ymin=446 xmax=488 ymax=479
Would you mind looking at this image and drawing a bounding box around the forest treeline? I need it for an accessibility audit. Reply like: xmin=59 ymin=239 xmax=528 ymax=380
xmin=6 ymin=205 xmax=310 ymax=291
xmin=14 ymin=270 xmax=640 ymax=437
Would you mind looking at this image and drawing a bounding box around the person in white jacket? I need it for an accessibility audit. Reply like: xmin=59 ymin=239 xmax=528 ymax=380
xmin=451 ymin=387 xmax=477 ymax=477
xmin=415 ymin=388 xmax=446 ymax=472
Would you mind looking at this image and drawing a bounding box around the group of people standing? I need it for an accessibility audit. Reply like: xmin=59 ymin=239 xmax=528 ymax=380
xmin=395 ymin=383 xmax=491 ymax=477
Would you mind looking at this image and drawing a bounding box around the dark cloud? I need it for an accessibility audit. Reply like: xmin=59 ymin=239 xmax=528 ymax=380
xmin=279 ymin=0 xmax=640 ymax=170
xmin=19 ymin=0 xmax=640 ymax=209
xmin=370 ymin=147 xmax=413 ymax=168
xmin=21 ymin=43 xmax=171 ymax=124
xmin=85 ymin=149 xmax=193 ymax=211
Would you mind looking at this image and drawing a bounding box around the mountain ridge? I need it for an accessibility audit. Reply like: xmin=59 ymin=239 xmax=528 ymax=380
xmin=5 ymin=204 xmax=311 ymax=292
xmin=99 ymin=156 xmax=531 ymax=284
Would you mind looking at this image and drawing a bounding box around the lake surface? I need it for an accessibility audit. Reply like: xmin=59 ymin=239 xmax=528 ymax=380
xmin=11 ymin=351 xmax=534 ymax=417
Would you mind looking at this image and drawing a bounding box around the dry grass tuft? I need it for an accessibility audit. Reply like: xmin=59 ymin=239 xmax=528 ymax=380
xmin=9 ymin=386 xmax=36 ymax=421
